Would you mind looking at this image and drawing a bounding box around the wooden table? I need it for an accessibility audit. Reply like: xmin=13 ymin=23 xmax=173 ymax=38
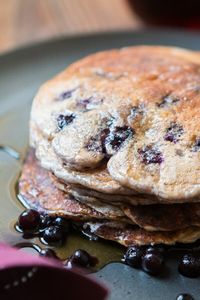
xmin=0 ymin=0 xmax=143 ymax=54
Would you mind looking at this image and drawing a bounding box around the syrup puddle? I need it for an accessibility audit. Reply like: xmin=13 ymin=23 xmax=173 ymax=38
xmin=14 ymin=214 xmax=124 ymax=272
xmin=0 ymin=145 xmax=20 ymax=160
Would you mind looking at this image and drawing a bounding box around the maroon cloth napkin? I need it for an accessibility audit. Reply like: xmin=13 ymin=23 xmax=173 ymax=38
xmin=0 ymin=243 xmax=108 ymax=300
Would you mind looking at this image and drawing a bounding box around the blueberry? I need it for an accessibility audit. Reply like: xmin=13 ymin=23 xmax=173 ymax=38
xmin=76 ymin=97 xmax=92 ymax=110
xmin=69 ymin=249 xmax=92 ymax=268
xmin=39 ymin=214 xmax=52 ymax=229
xmin=138 ymin=145 xmax=163 ymax=165
xmin=86 ymin=128 xmax=110 ymax=154
xmin=178 ymin=253 xmax=200 ymax=278
xmin=58 ymin=88 xmax=78 ymax=101
xmin=146 ymin=245 xmax=166 ymax=256
xmin=57 ymin=113 xmax=75 ymax=130
xmin=59 ymin=90 xmax=73 ymax=100
xmin=192 ymin=137 xmax=200 ymax=152
xmin=124 ymin=246 xmax=145 ymax=268
xmin=42 ymin=226 xmax=65 ymax=245
xmin=164 ymin=122 xmax=184 ymax=143
xmin=157 ymin=95 xmax=179 ymax=107
xmin=106 ymin=126 xmax=134 ymax=151
xmin=142 ymin=252 xmax=164 ymax=276
xmin=18 ymin=209 xmax=40 ymax=232
xmin=39 ymin=248 xmax=58 ymax=259
xmin=176 ymin=294 xmax=194 ymax=300
xmin=53 ymin=217 xmax=70 ymax=233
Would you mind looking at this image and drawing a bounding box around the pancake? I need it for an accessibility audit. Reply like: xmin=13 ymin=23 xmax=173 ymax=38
xmin=19 ymin=149 xmax=200 ymax=232
xmin=30 ymin=46 xmax=200 ymax=202
xmin=122 ymin=204 xmax=200 ymax=231
xmin=33 ymin=134 xmax=135 ymax=196
xmin=71 ymin=189 xmax=200 ymax=231
xmin=85 ymin=222 xmax=200 ymax=246
xmin=68 ymin=185 xmax=167 ymax=205
xmin=18 ymin=149 xmax=129 ymax=223
xmin=18 ymin=150 xmax=200 ymax=246
xmin=34 ymin=133 xmax=200 ymax=205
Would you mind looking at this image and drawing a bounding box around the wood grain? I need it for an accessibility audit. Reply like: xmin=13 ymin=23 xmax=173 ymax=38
xmin=0 ymin=0 xmax=143 ymax=53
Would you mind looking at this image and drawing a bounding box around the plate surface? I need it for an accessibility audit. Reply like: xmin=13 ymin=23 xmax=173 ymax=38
xmin=0 ymin=29 xmax=200 ymax=300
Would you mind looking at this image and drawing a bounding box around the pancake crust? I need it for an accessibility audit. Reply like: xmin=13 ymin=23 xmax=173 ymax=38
xmin=18 ymin=149 xmax=128 ymax=222
xmin=86 ymin=222 xmax=200 ymax=246
xmin=19 ymin=149 xmax=200 ymax=232
xmin=71 ymin=189 xmax=200 ymax=231
xmin=122 ymin=204 xmax=200 ymax=231
xmin=19 ymin=150 xmax=200 ymax=245
xmin=30 ymin=46 xmax=200 ymax=201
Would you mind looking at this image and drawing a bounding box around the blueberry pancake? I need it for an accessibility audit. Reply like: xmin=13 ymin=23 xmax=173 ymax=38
xmin=30 ymin=46 xmax=200 ymax=201
xmin=19 ymin=149 xmax=200 ymax=245
xmin=85 ymin=222 xmax=200 ymax=246
xmin=35 ymin=136 xmax=196 ymax=205
xmin=34 ymin=136 xmax=135 ymax=196
xmin=19 ymin=149 xmax=128 ymax=222
xmin=18 ymin=150 xmax=200 ymax=236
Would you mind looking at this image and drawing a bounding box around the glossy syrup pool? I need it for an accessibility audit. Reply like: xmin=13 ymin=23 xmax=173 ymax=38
xmin=0 ymin=104 xmax=124 ymax=271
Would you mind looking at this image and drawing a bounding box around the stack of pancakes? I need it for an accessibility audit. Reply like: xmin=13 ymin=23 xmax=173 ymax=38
xmin=19 ymin=46 xmax=200 ymax=247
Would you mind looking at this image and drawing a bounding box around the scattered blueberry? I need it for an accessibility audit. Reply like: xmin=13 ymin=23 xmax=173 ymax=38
xmin=58 ymin=88 xmax=76 ymax=101
xmin=164 ymin=122 xmax=184 ymax=143
xmin=176 ymin=294 xmax=194 ymax=300
xmin=39 ymin=214 xmax=52 ymax=229
xmin=124 ymin=246 xmax=145 ymax=268
xmin=138 ymin=145 xmax=163 ymax=165
xmin=178 ymin=253 xmax=200 ymax=278
xmin=39 ymin=248 xmax=58 ymax=259
xmin=105 ymin=126 xmax=134 ymax=151
xmin=86 ymin=128 xmax=110 ymax=154
xmin=53 ymin=217 xmax=70 ymax=233
xmin=42 ymin=226 xmax=66 ymax=245
xmin=76 ymin=97 xmax=92 ymax=110
xmin=57 ymin=113 xmax=75 ymax=130
xmin=146 ymin=245 xmax=166 ymax=256
xmin=191 ymin=137 xmax=200 ymax=152
xmin=68 ymin=249 xmax=93 ymax=268
xmin=77 ymin=97 xmax=103 ymax=110
xmin=157 ymin=95 xmax=179 ymax=107
xmin=86 ymin=135 xmax=104 ymax=153
xmin=100 ymin=128 xmax=110 ymax=154
xmin=142 ymin=252 xmax=164 ymax=276
xmin=18 ymin=209 xmax=40 ymax=232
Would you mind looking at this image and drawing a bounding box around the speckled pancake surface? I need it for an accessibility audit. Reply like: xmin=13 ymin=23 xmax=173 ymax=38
xmin=34 ymin=136 xmax=134 ymax=195
xmin=30 ymin=45 xmax=200 ymax=201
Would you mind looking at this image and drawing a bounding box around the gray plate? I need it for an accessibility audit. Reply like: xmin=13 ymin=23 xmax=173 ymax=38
xmin=0 ymin=29 xmax=200 ymax=300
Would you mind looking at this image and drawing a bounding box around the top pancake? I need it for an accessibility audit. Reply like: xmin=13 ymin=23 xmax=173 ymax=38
xmin=30 ymin=46 xmax=200 ymax=201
